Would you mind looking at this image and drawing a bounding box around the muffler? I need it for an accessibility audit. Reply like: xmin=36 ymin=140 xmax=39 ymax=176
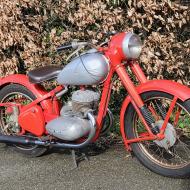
xmin=0 ymin=134 xmax=45 ymax=146
xmin=51 ymin=112 xmax=96 ymax=149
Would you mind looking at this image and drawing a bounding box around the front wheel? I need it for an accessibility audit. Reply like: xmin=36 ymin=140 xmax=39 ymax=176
xmin=125 ymin=91 xmax=190 ymax=178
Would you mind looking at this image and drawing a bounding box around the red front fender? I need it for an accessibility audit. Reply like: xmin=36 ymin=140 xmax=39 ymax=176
xmin=0 ymin=74 xmax=46 ymax=98
xmin=120 ymin=80 xmax=190 ymax=150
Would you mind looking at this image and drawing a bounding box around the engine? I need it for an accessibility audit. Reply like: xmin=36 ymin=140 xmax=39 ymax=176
xmin=46 ymin=90 xmax=100 ymax=141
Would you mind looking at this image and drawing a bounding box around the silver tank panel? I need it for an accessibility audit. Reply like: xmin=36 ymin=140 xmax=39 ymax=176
xmin=57 ymin=52 xmax=109 ymax=85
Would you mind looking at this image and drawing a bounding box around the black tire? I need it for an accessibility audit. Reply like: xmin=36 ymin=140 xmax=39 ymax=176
xmin=0 ymin=84 xmax=48 ymax=157
xmin=100 ymin=109 xmax=114 ymax=136
xmin=125 ymin=91 xmax=190 ymax=178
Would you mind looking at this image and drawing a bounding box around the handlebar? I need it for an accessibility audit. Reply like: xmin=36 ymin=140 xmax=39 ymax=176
xmin=56 ymin=31 xmax=118 ymax=52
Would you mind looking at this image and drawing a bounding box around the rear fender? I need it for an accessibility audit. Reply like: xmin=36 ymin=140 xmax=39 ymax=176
xmin=0 ymin=74 xmax=46 ymax=97
xmin=0 ymin=74 xmax=55 ymax=114
xmin=120 ymin=80 xmax=190 ymax=150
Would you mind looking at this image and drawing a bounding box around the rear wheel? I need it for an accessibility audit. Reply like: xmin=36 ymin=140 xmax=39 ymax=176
xmin=125 ymin=91 xmax=190 ymax=178
xmin=0 ymin=84 xmax=47 ymax=157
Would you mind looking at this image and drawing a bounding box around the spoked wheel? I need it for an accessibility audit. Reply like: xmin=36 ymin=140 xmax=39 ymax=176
xmin=125 ymin=91 xmax=190 ymax=178
xmin=0 ymin=84 xmax=47 ymax=157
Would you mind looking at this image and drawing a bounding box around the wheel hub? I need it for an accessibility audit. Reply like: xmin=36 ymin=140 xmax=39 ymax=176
xmin=154 ymin=120 xmax=177 ymax=149
xmin=5 ymin=106 xmax=20 ymax=134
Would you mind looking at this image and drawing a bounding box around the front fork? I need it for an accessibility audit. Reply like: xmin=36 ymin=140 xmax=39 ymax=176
xmin=116 ymin=62 xmax=172 ymax=140
xmin=130 ymin=63 xmax=178 ymax=136
xmin=116 ymin=64 xmax=156 ymax=131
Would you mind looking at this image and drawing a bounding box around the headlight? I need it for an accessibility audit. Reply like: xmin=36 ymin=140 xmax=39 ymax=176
xmin=122 ymin=32 xmax=142 ymax=59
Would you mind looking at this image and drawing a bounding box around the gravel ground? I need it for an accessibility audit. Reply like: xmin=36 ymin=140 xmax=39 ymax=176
xmin=0 ymin=143 xmax=189 ymax=190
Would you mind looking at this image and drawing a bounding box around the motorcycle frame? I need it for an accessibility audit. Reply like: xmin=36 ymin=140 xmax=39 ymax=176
xmin=0 ymin=61 xmax=185 ymax=150
xmin=1 ymin=32 xmax=190 ymax=150
xmin=1 ymin=63 xmax=165 ymax=146
xmin=1 ymin=60 xmax=155 ymax=144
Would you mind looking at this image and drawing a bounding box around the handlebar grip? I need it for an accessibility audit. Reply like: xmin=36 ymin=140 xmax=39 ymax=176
xmin=57 ymin=44 xmax=73 ymax=52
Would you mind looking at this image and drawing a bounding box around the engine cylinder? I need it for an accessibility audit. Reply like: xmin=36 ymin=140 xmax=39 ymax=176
xmin=72 ymin=90 xmax=100 ymax=113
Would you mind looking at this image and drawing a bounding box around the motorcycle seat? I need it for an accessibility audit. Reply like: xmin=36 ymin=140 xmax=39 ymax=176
xmin=28 ymin=65 xmax=63 ymax=84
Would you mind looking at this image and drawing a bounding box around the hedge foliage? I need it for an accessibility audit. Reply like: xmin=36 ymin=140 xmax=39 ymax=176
xmin=0 ymin=0 xmax=189 ymax=85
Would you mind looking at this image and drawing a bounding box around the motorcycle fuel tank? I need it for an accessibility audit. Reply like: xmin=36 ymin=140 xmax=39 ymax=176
xmin=57 ymin=51 xmax=109 ymax=85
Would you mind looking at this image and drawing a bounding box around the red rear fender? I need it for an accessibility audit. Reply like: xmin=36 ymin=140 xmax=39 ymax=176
xmin=0 ymin=74 xmax=46 ymax=98
xmin=0 ymin=74 xmax=55 ymax=115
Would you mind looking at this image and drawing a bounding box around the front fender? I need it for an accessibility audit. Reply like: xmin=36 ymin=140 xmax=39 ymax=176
xmin=0 ymin=74 xmax=46 ymax=98
xmin=120 ymin=80 xmax=190 ymax=150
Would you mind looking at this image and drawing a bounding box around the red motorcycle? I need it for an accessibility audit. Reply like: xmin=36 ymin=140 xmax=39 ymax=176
xmin=0 ymin=32 xmax=190 ymax=178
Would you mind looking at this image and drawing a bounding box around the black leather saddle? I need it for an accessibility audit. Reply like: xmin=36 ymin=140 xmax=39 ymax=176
xmin=28 ymin=65 xmax=63 ymax=84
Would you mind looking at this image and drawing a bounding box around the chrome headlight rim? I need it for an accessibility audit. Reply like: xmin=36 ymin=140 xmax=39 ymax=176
xmin=122 ymin=32 xmax=142 ymax=59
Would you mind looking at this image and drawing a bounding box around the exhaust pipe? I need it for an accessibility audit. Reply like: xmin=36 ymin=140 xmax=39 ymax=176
xmin=0 ymin=112 xmax=96 ymax=149
xmin=0 ymin=134 xmax=45 ymax=146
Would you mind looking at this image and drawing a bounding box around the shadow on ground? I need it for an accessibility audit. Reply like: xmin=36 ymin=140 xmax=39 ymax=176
xmin=0 ymin=139 xmax=189 ymax=190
